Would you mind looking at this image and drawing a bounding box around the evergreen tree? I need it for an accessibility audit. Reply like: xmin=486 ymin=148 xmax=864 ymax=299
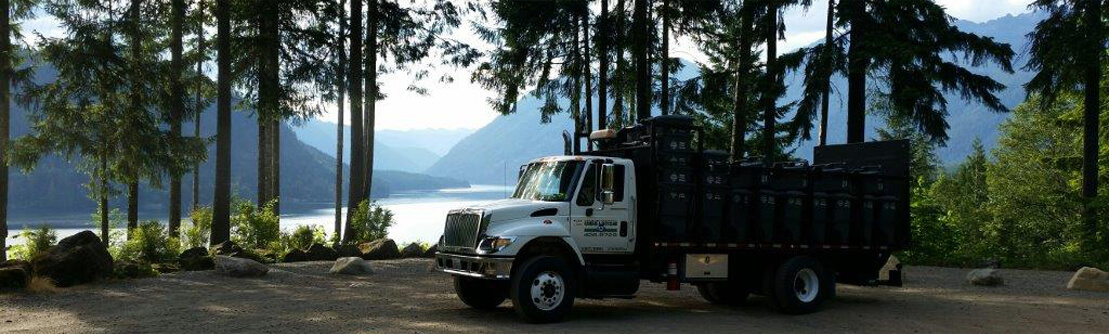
xmin=0 ymin=0 xmax=37 ymax=261
xmin=212 ymin=0 xmax=232 ymax=245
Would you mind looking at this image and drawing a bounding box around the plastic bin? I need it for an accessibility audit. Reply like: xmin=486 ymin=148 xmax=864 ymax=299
xmin=726 ymin=189 xmax=754 ymax=242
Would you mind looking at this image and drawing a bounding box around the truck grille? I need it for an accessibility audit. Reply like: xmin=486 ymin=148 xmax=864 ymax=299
xmin=443 ymin=211 xmax=482 ymax=248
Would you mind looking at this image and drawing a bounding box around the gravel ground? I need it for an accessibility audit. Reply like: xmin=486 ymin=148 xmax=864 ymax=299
xmin=1 ymin=259 xmax=1107 ymax=333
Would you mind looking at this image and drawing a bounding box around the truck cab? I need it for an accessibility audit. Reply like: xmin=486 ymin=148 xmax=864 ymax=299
xmin=435 ymin=116 xmax=908 ymax=323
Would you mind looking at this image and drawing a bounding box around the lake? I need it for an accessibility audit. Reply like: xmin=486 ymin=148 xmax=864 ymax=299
xmin=4 ymin=184 xmax=514 ymax=247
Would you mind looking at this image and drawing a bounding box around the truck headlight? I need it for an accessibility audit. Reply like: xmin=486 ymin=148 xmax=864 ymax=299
xmin=477 ymin=236 xmax=516 ymax=254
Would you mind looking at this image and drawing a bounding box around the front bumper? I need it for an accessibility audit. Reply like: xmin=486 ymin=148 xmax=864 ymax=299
xmin=435 ymin=253 xmax=514 ymax=280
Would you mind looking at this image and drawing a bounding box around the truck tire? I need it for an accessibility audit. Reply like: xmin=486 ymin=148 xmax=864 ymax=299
xmin=453 ymin=276 xmax=507 ymax=310
xmin=510 ymin=256 xmax=575 ymax=323
xmin=769 ymin=256 xmax=828 ymax=314
xmin=696 ymin=282 xmax=749 ymax=305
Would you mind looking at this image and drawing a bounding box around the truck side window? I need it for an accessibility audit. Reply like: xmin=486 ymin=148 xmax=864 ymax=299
xmin=576 ymin=164 xmax=597 ymax=206
xmin=613 ymin=165 xmax=625 ymax=202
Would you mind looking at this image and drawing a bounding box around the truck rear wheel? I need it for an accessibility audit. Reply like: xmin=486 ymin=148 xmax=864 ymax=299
xmin=510 ymin=256 xmax=575 ymax=323
xmin=696 ymin=282 xmax=749 ymax=305
xmin=769 ymin=256 xmax=828 ymax=314
xmin=453 ymin=276 xmax=507 ymax=310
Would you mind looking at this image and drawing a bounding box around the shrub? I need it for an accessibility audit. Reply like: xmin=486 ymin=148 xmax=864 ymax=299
xmin=231 ymin=199 xmax=281 ymax=250
xmin=283 ymin=224 xmax=327 ymax=251
xmin=344 ymin=200 xmax=394 ymax=244
xmin=183 ymin=206 xmax=213 ymax=249
xmin=10 ymin=225 xmax=57 ymax=260
xmin=91 ymin=207 xmax=126 ymax=248
xmin=117 ymin=221 xmax=181 ymax=264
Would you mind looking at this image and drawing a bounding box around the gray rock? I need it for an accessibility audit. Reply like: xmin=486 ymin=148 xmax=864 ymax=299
xmin=329 ymin=257 xmax=374 ymax=275
xmin=0 ymin=267 xmax=29 ymax=289
xmin=967 ymin=268 xmax=1003 ymax=286
xmin=400 ymin=243 xmax=424 ymax=258
xmin=32 ymin=230 xmax=114 ymax=287
xmin=335 ymin=244 xmax=361 ymax=258
xmin=360 ymin=239 xmax=400 ymax=260
xmin=282 ymin=248 xmax=308 ymax=263
xmin=306 ymin=243 xmax=339 ymax=261
xmin=213 ymin=255 xmax=269 ymax=278
xmin=1067 ymin=267 xmax=1109 ymax=292
xmin=179 ymin=247 xmax=215 ymax=271
xmin=214 ymin=241 xmax=243 ymax=256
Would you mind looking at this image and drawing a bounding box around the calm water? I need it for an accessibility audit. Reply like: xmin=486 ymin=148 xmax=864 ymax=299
xmin=5 ymin=185 xmax=513 ymax=247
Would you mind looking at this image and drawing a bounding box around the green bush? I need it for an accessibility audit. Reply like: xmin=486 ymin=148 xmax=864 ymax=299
xmin=344 ymin=200 xmax=394 ymax=244
xmin=117 ymin=221 xmax=181 ymax=264
xmin=183 ymin=206 xmax=213 ymax=249
xmin=91 ymin=207 xmax=126 ymax=248
xmin=9 ymin=225 xmax=57 ymax=260
xmin=231 ymin=199 xmax=281 ymax=250
xmin=282 ymin=224 xmax=327 ymax=251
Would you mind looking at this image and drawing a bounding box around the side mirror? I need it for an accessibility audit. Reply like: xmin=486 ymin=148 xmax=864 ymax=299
xmin=600 ymin=163 xmax=616 ymax=205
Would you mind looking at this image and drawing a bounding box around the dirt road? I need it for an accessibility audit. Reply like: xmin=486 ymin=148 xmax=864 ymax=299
xmin=1 ymin=259 xmax=1106 ymax=333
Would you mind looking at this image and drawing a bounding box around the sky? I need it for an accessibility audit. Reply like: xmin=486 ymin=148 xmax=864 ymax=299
xmin=19 ymin=0 xmax=1033 ymax=131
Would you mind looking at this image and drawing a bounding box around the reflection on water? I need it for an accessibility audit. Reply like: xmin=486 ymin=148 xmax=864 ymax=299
xmin=5 ymin=185 xmax=513 ymax=247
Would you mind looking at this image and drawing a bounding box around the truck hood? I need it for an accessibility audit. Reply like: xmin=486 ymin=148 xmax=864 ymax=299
xmin=466 ymin=198 xmax=568 ymax=223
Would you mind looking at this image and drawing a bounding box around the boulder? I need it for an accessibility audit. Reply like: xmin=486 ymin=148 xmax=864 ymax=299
xmin=179 ymin=247 xmax=215 ymax=271
xmin=306 ymin=243 xmax=339 ymax=261
xmin=32 ymin=230 xmax=114 ymax=287
xmin=400 ymin=243 xmax=425 ymax=258
xmin=0 ymin=267 xmax=29 ymax=289
xmin=282 ymin=248 xmax=309 ymax=263
xmin=421 ymin=245 xmax=437 ymax=258
xmin=967 ymin=268 xmax=1004 ymax=286
xmin=213 ymin=255 xmax=269 ymax=278
xmin=360 ymin=239 xmax=400 ymax=260
xmin=335 ymin=244 xmax=362 ymax=258
xmin=1067 ymin=267 xmax=1109 ymax=293
xmin=214 ymin=241 xmax=243 ymax=256
xmin=113 ymin=260 xmax=158 ymax=279
xmin=329 ymin=257 xmax=374 ymax=275
xmin=0 ymin=259 xmax=33 ymax=274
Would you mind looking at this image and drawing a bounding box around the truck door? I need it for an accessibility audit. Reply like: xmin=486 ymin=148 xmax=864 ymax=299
xmin=571 ymin=160 xmax=635 ymax=254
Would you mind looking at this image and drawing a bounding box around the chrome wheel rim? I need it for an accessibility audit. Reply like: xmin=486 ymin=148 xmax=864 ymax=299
xmin=793 ymin=268 xmax=820 ymax=303
xmin=530 ymin=271 xmax=565 ymax=311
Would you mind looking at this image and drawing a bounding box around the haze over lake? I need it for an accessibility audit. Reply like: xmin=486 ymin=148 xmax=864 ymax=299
xmin=5 ymin=185 xmax=513 ymax=246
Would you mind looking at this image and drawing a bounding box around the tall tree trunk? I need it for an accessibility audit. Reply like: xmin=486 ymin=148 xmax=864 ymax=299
xmin=193 ymin=0 xmax=205 ymax=211
xmin=127 ymin=180 xmax=138 ymax=233
xmin=100 ymin=152 xmax=110 ymax=245
xmin=334 ymin=0 xmax=347 ymax=244
xmin=0 ymin=0 xmax=10 ymax=261
xmin=613 ymin=0 xmax=626 ymax=128
xmin=344 ymin=0 xmax=364 ymax=242
xmin=660 ymin=0 xmax=669 ymax=116
xmin=598 ymin=0 xmax=609 ymax=130
xmin=1081 ymin=0 xmax=1102 ymax=247
xmin=845 ymin=0 xmax=867 ymax=144
xmin=762 ymin=3 xmax=778 ymax=163
xmin=271 ymin=120 xmax=280 ymax=215
xmin=583 ymin=9 xmax=593 ymax=151
xmin=633 ymin=0 xmax=650 ymax=122
xmin=818 ymin=0 xmax=834 ymax=147
xmin=729 ymin=3 xmax=754 ymax=162
xmin=169 ymin=0 xmax=185 ymax=236
xmin=364 ymin=0 xmax=377 ymax=202
xmin=572 ymin=16 xmax=582 ymax=154
xmin=257 ymin=121 xmax=269 ymax=204
xmin=212 ymin=0 xmax=232 ymax=246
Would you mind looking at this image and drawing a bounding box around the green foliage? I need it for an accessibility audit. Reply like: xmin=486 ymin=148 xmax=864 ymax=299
xmin=117 ymin=221 xmax=182 ymax=265
xmin=92 ymin=207 xmax=126 ymax=248
xmin=231 ymin=199 xmax=281 ymax=250
xmin=182 ymin=206 xmax=213 ymax=249
xmin=281 ymin=224 xmax=327 ymax=252
xmin=9 ymin=225 xmax=57 ymax=261
xmin=344 ymin=200 xmax=394 ymax=244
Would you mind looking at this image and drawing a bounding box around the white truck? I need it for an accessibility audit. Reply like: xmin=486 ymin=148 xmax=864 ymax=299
xmin=434 ymin=115 xmax=908 ymax=323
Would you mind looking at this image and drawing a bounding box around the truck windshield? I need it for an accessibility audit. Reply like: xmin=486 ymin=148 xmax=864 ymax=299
xmin=512 ymin=161 xmax=582 ymax=202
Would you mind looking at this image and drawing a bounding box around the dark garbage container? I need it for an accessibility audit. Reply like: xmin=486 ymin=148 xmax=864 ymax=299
xmin=809 ymin=194 xmax=830 ymax=244
xmin=778 ymin=192 xmax=805 ymax=243
xmin=827 ymin=193 xmax=853 ymax=245
xmin=727 ymin=189 xmax=754 ymax=242
xmin=757 ymin=189 xmax=778 ymax=243
xmin=872 ymin=195 xmax=899 ymax=246
xmin=659 ymin=167 xmax=694 ymax=185
xmin=699 ymin=187 xmax=727 ymax=242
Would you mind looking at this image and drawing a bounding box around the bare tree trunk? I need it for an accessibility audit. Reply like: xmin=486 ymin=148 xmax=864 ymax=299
xmin=1081 ymin=0 xmax=1102 ymax=248
xmin=633 ymin=0 xmax=650 ymax=122
xmin=762 ymin=3 xmax=778 ymax=164
xmin=845 ymin=0 xmax=867 ymax=144
xmin=271 ymin=119 xmax=280 ymax=215
xmin=127 ymin=0 xmax=143 ymax=236
xmin=364 ymin=0 xmax=378 ymax=202
xmin=169 ymin=0 xmax=185 ymax=236
xmin=193 ymin=0 xmax=205 ymax=211
xmin=127 ymin=180 xmax=138 ymax=234
xmin=729 ymin=3 xmax=754 ymax=162
xmin=613 ymin=0 xmax=626 ymax=128
xmin=583 ymin=9 xmax=593 ymax=151
xmin=334 ymin=0 xmax=347 ymax=244
xmin=257 ymin=121 xmax=270 ymax=205
xmin=572 ymin=16 xmax=582 ymax=154
xmin=100 ymin=153 xmax=110 ymax=246
xmin=0 ymin=0 xmax=10 ymax=261
xmin=343 ymin=0 xmax=364 ymax=242
xmin=211 ymin=0 xmax=232 ymax=246
xmin=818 ymin=0 xmax=834 ymax=147
xmin=660 ymin=0 xmax=669 ymax=116
xmin=598 ymin=0 xmax=609 ymax=130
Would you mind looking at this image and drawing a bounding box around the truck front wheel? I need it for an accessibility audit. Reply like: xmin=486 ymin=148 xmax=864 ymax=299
xmin=769 ymin=256 xmax=828 ymax=314
xmin=453 ymin=276 xmax=507 ymax=310
xmin=510 ymin=256 xmax=576 ymax=323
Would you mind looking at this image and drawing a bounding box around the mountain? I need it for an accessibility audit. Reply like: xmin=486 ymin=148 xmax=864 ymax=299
xmin=7 ymin=67 xmax=467 ymax=214
xmin=292 ymin=119 xmax=472 ymax=173
xmin=429 ymin=13 xmax=1041 ymax=184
